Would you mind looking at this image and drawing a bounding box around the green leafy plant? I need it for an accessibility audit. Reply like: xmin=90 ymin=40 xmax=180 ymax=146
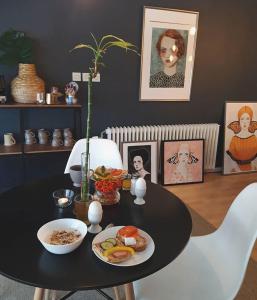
xmin=0 ymin=29 xmax=34 ymax=66
xmin=71 ymin=34 xmax=138 ymax=202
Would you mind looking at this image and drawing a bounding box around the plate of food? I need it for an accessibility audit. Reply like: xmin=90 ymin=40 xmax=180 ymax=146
xmin=92 ymin=225 xmax=155 ymax=266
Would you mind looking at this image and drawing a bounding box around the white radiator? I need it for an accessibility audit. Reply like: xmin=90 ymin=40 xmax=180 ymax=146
xmin=102 ymin=124 xmax=220 ymax=171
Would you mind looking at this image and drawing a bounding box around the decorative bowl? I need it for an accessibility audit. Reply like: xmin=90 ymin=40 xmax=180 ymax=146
xmin=37 ymin=218 xmax=87 ymax=254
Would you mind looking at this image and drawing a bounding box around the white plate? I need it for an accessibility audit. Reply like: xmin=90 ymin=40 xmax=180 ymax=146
xmin=92 ymin=226 xmax=155 ymax=266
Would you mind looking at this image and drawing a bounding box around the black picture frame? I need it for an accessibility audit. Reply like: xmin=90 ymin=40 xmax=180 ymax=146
xmin=161 ymin=139 xmax=204 ymax=185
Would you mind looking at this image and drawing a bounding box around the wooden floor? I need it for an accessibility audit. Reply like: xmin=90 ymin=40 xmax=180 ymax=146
xmin=165 ymin=172 xmax=257 ymax=261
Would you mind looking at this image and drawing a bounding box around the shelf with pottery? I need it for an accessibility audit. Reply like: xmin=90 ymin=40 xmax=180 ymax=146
xmin=0 ymin=101 xmax=82 ymax=109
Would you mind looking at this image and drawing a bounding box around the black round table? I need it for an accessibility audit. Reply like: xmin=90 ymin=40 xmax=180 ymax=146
xmin=0 ymin=175 xmax=192 ymax=298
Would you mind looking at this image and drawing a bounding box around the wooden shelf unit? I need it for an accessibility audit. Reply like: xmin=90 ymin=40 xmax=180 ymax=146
xmin=0 ymin=101 xmax=82 ymax=109
xmin=0 ymin=144 xmax=23 ymax=156
xmin=0 ymin=101 xmax=82 ymax=156
xmin=24 ymin=144 xmax=73 ymax=154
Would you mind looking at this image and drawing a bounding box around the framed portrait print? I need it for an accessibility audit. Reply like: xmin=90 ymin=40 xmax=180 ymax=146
xmin=223 ymin=101 xmax=257 ymax=175
xmin=140 ymin=7 xmax=199 ymax=101
xmin=121 ymin=141 xmax=158 ymax=183
xmin=161 ymin=139 xmax=204 ymax=185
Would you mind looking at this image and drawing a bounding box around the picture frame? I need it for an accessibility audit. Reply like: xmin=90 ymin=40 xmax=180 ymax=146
xmin=140 ymin=6 xmax=199 ymax=102
xmin=161 ymin=139 xmax=204 ymax=185
xmin=223 ymin=101 xmax=257 ymax=175
xmin=121 ymin=141 xmax=158 ymax=183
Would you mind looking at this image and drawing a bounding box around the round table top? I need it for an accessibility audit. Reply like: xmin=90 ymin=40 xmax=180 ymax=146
xmin=0 ymin=175 xmax=192 ymax=291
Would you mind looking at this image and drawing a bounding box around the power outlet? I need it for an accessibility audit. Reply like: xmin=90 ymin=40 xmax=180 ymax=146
xmin=82 ymin=73 xmax=100 ymax=82
xmin=93 ymin=73 xmax=100 ymax=82
xmin=72 ymin=72 xmax=81 ymax=81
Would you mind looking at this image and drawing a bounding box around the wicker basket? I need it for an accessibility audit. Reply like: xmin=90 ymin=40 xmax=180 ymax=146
xmin=11 ymin=64 xmax=45 ymax=103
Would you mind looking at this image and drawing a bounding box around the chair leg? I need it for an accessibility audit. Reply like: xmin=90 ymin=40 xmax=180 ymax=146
xmin=113 ymin=286 xmax=121 ymax=300
xmin=34 ymin=288 xmax=45 ymax=300
xmin=124 ymin=283 xmax=135 ymax=300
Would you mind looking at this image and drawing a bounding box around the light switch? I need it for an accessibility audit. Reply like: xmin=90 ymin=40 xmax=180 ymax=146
xmin=72 ymin=72 xmax=81 ymax=81
xmin=93 ymin=73 xmax=100 ymax=82
xmin=82 ymin=73 xmax=89 ymax=82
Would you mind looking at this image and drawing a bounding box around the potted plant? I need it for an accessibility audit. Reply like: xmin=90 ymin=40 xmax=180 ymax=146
xmin=71 ymin=34 xmax=138 ymax=220
xmin=0 ymin=29 xmax=45 ymax=103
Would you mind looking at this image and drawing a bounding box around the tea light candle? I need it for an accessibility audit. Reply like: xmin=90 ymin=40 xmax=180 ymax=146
xmin=58 ymin=197 xmax=69 ymax=206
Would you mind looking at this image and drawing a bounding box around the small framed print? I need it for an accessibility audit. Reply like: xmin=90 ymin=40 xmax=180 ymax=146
xmin=223 ymin=101 xmax=257 ymax=175
xmin=121 ymin=141 xmax=158 ymax=183
xmin=140 ymin=6 xmax=199 ymax=101
xmin=161 ymin=139 xmax=204 ymax=185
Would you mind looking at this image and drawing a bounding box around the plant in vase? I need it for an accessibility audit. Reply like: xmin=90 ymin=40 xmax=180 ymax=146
xmin=0 ymin=29 xmax=45 ymax=103
xmin=71 ymin=34 xmax=138 ymax=212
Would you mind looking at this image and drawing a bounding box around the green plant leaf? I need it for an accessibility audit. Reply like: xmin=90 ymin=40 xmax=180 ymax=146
xmin=70 ymin=43 xmax=96 ymax=54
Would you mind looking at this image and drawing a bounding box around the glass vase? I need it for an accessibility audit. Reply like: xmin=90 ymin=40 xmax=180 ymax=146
xmin=73 ymin=194 xmax=91 ymax=225
xmin=93 ymin=189 xmax=120 ymax=206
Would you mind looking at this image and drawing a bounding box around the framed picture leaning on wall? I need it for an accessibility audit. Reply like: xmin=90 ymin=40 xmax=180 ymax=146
xmin=140 ymin=6 xmax=199 ymax=101
xmin=161 ymin=139 xmax=204 ymax=185
xmin=223 ymin=101 xmax=257 ymax=175
xmin=121 ymin=141 xmax=158 ymax=183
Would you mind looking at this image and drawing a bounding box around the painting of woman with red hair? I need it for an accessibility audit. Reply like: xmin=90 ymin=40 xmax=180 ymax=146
xmin=223 ymin=103 xmax=257 ymax=174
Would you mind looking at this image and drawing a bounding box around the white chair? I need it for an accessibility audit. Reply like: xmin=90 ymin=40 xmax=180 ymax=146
xmin=64 ymin=137 xmax=123 ymax=173
xmin=133 ymin=183 xmax=257 ymax=300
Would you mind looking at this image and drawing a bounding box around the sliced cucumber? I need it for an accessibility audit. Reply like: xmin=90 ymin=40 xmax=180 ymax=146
xmin=101 ymin=241 xmax=114 ymax=250
xmin=105 ymin=238 xmax=117 ymax=246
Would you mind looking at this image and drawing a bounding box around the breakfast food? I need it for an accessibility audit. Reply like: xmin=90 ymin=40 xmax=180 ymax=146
xmin=116 ymin=226 xmax=147 ymax=252
xmin=94 ymin=166 xmax=111 ymax=180
xmin=93 ymin=237 xmax=135 ymax=263
xmin=48 ymin=229 xmax=81 ymax=245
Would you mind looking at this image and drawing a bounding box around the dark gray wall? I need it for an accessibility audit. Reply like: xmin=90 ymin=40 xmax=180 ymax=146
xmin=1 ymin=0 xmax=257 ymax=191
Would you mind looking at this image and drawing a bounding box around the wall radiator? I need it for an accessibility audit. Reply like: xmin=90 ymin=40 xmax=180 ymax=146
xmin=102 ymin=123 xmax=220 ymax=171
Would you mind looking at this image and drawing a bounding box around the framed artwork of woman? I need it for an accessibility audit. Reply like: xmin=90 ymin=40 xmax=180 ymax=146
xmin=121 ymin=141 xmax=158 ymax=183
xmin=223 ymin=102 xmax=257 ymax=175
xmin=140 ymin=7 xmax=199 ymax=101
xmin=161 ymin=139 xmax=204 ymax=185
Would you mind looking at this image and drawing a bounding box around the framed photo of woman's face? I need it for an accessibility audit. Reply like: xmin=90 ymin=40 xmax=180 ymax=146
xmin=121 ymin=141 xmax=158 ymax=183
xmin=161 ymin=139 xmax=204 ymax=185
xmin=223 ymin=101 xmax=257 ymax=175
xmin=140 ymin=7 xmax=199 ymax=101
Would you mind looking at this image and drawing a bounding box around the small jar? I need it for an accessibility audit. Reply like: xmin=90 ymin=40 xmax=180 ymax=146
xmin=130 ymin=175 xmax=139 ymax=196
xmin=122 ymin=174 xmax=132 ymax=191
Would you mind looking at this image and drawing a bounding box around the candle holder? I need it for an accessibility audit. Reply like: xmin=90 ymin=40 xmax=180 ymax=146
xmin=53 ymin=189 xmax=74 ymax=208
xmin=134 ymin=178 xmax=146 ymax=205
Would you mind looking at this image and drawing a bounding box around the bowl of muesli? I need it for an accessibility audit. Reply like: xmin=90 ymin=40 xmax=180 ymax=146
xmin=37 ymin=218 xmax=87 ymax=254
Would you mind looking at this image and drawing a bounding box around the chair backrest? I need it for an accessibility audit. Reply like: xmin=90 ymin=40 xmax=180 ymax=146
xmin=64 ymin=137 xmax=123 ymax=173
xmin=214 ymin=182 xmax=257 ymax=298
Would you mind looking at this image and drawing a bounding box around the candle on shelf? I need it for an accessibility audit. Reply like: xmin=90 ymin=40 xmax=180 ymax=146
xmin=58 ymin=197 xmax=69 ymax=206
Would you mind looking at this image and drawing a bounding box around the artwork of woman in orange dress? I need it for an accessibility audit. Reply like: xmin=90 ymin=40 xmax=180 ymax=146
xmin=226 ymin=106 xmax=257 ymax=172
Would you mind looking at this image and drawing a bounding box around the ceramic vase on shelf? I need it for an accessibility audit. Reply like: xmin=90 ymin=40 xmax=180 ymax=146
xmin=11 ymin=64 xmax=45 ymax=103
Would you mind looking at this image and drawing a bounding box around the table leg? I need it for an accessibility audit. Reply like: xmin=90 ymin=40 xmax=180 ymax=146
xmin=34 ymin=288 xmax=45 ymax=300
xmin=113 ymin=286 xmax=121 ymax=300
xmin=124 ymin=283 xmax=135 ymax=300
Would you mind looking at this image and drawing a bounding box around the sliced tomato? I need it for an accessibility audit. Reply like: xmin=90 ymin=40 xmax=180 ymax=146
xmin=110 ymin=169 xmax=123 ymax=177
xmin=118 ymin=226 xmax=138 ymax=237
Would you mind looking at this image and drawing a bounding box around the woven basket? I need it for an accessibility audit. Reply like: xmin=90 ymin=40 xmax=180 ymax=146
xmin=11 ymin=64 xmax=45 ymax=103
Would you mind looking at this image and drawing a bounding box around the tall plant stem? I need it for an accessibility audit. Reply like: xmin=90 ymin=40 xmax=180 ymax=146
xmin=81 ymin=72 xmax=93 ymax=201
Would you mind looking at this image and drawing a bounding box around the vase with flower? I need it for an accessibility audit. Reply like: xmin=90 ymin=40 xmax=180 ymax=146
xmin=71 ymin=34 xmax=138 ymax=220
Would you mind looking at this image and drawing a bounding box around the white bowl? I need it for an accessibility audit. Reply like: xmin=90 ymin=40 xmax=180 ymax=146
xmin=37 ymin=218 xmax=87 ymax=254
